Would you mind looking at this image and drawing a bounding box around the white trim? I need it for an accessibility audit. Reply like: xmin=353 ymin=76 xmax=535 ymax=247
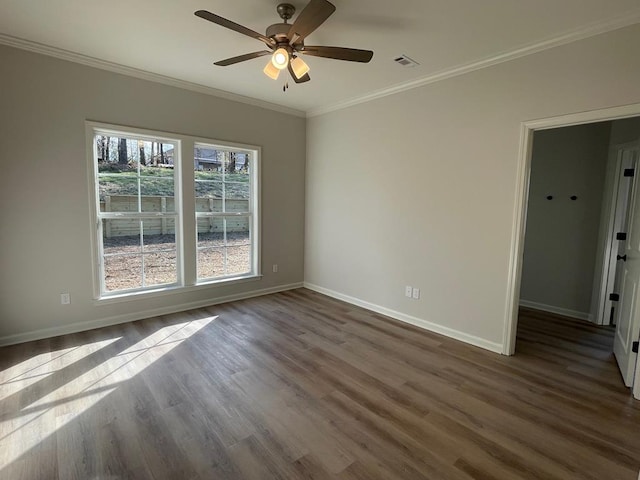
xmin=524 ymin=106 xmax=640 ymax=131
xmin=519 ymin=300 xmax=592 ymax=322
xmin=0 ymin=34 xmax=306 ymax=119
xmin=94 ymin=274 xmax=263 ymax=305
xmin=502 ymin=123 xmax=533 ymax=354
xmin=0 ymin=283 xmax=303 ymax=347
xmin=307 ymin=10 xmax=640 ymax=117
xmin=504 ymin=103 xmax=640 ymax=356
xmin=304 ymin=283 xmax=503 ymax=354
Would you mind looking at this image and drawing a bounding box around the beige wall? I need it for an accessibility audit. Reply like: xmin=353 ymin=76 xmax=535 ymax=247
xmin=519 ymin=123 xmax=611 ymax=318
xmin=0 ymin=45 xmax=306 ymax=344
xmin=610 ymin=116 xmax=640 ymax=145
xmin=305 ymin=24 xmax=640 ymax=350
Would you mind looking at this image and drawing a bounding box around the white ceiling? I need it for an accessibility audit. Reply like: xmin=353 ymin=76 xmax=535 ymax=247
xmin=1 ymin=0 xmax=639 ymax=116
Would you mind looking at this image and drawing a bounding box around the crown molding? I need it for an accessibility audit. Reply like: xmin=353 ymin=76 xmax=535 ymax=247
xmin=0 ymin=33 xmax=306 ymax=118
xmin=307 ymin=9 xmax=640 ymax=118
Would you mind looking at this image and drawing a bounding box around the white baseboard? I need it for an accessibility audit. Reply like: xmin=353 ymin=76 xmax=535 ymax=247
xmin=303 ymin=283 xmax=504 ymax=354
xmin=0 ymin=282 xmax=303 ymax=347
xmin=519 ymin=299 xmax=592 ymax=322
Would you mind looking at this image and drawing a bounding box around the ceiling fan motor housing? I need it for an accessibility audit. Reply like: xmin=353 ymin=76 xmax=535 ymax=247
xmin=266 ymin=23 xmax=291 ymax=41
xmin=269 ymin=3 xmax=296 ymax=41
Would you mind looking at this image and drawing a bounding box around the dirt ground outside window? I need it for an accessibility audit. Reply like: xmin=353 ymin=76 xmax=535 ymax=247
xmin=103 ymin=232 xmax=251 ymax=291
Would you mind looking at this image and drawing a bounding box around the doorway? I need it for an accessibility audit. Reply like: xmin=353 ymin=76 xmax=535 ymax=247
xmin=504 ymin=104 xmax=640 ymax=398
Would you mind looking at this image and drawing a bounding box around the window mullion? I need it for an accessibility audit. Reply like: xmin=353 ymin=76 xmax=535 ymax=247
xmin=139 ymin=219 xmax=145 ymax=287
xmin=181 ymin=137 xmax=197 ymax=287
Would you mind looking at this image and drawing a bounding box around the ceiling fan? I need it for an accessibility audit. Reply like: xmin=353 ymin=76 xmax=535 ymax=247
xmin=194 ymin=0 xmax=374 ymax=84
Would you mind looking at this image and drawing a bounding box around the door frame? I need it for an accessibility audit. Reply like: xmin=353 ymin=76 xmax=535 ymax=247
xmin=503 ymin=103 xmax=640 ymax=359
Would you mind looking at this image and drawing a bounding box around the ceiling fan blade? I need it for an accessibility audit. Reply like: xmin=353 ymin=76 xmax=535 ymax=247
xmin=288 ymin=0 xmax=336 ymax=44
xmin=300 ymin=46 xmax=374 ymax=63
xmin=288 ymin=63 xmax=311 ymax=83
xmin=214 ymin=51 xmax=272 ymax=66
xmin=195 ymin=10 xmax=275 ymax=48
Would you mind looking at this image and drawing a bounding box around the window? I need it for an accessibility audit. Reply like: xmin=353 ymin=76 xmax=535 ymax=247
xmin=195 ymin=145 xmax=254 ymax=280
xmin=88 ymin=123 xmax=260 ymax=298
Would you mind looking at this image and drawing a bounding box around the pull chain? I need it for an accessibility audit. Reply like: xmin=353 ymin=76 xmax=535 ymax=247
xmin=282 ymin=81 xmax=289 ymax=92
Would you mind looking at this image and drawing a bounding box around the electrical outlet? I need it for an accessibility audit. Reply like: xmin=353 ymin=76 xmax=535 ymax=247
xmin=272 ymin=264 xmax=278 ymax=273
xmin=60 ymin=293 xmax=70 ymax=305
xmin=412 ymin=288 xmax=420 ymax=299
xmin=405 ymin=286 xmax=412 ymax=298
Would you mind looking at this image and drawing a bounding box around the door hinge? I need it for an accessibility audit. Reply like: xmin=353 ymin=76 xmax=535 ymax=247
xmin=610 ymin=293 xmax=620 ymax=301
xmin=616 ymin=232 xmax=627 ymax=241
xmin=633 ymin=341 xmax=639 ymax=354
xmin=624 ymin=168 xmax=635 ymax=177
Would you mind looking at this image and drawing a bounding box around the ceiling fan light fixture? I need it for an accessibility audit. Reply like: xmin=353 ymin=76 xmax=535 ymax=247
xmin=263 ymin=61 xmax=280 ymax=80
xmin=271 ymin=47 xmax=290 ymax=70
xmin=195 ymin=0 xmax=373 ymax=86
xmin=290 ymin=56 xmax=310 ymax=79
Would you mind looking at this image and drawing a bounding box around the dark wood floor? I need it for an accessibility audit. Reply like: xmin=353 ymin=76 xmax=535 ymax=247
xmin=1 ymin=290 xmax=639 ymax=479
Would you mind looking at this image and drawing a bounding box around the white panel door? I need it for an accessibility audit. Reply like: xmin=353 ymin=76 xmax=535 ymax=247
xmin=614 ymin=147 xmax=640 ymax=387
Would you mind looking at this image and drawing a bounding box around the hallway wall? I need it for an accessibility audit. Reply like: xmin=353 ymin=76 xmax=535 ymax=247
xmin=520 ymin=123 xmax=611 ymax=319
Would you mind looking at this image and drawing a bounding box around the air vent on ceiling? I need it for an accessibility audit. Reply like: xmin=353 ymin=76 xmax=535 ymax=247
xmin=394 ymin=55 xmax=420 ymax=67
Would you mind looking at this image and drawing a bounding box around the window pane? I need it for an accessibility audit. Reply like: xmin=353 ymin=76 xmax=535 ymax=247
xmin=102 ymin=220 xmax=141 ymax=254
xmin=156 ymin=143 xmax=175 ymax=167
xmin=197 ymin=230 xmax=223 ymax=249
xmin=224 ymin=154 xmax=249 ymax=175
xmin=195 ymin=182 xmax=223 ymax=212
xmin=194 ymin=146 xmax=222 ymax=174
xmin=197 ymin=217 xmax=224 ymax=238
xmin=227 ymin=229 xmax=250 ymax=246
xmin=225 ymin=217 xmax=250 ymax=236
xmin=99 ymin=176 xmax=138 ymax=212
xmin=144 ymin=252 xmax=177 ymax=286
xmin=104 ymin=255 xmax=142 ymax=292
xmin=225 ymin=199 xmax=249 ymax=213
xmin=96 ymin=135 xmax=139 ymax=171
xmin=226 ymin=246 xmax=251 ymax=276
xmin=140 ymin=179 xmax=175 ymax=211
xmin=142 ymin=222 xmax=176 ymax=252
xmin=197 ymin=248 xmax=224 ymax=279
xmin=225 ymin=179 xmax=250 ymax=200
xmin=103 ymin=233 xmax=141 ymax=256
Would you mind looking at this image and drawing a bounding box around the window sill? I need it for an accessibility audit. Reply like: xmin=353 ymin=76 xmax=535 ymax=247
xmin=94 ymin=274 xmax=263 ymax=305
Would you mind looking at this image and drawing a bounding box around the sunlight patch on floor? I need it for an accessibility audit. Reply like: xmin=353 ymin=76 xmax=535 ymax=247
xmin=0 ymin=316 xmax=216 ymax=468
xmin=0 ymin=338 xmax=122 ymax=401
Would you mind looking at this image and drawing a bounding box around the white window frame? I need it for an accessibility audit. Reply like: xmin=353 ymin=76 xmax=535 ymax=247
xmin=86 ymin=121 xmax=261 ymax=301
xmin=194 ymin=142 xmax=258 ymax=282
